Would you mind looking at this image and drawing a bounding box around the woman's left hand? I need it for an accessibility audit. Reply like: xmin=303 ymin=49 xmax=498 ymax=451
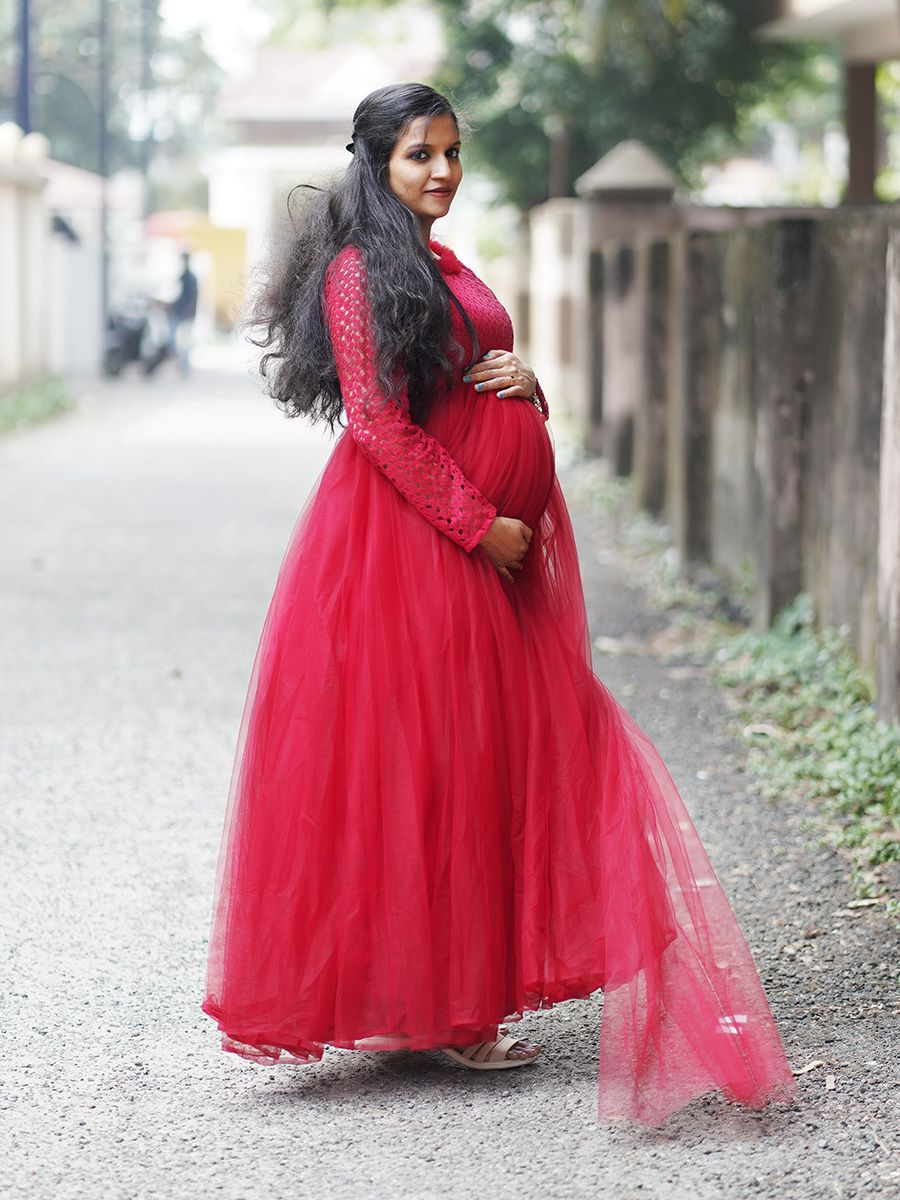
xmin=463 ymin=350 xmax=537 ymax=402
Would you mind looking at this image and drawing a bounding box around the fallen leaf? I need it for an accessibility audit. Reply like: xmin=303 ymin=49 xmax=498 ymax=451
xmin=792 ymin=1059 xmax=826 ymax=1076
xmin=665 ymin=665 xmax=707 ymax=680
xmin=593 ymin=635 xmax=645 ymax=656
xmin=647 ymin=625 xmax=697 ymax=655
xmin=846 ymin=899 xmax=881 ymax=909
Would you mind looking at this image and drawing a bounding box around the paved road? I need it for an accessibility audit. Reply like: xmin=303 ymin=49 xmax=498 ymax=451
xmin=1 ymin=344 xmax=896 ymax=1199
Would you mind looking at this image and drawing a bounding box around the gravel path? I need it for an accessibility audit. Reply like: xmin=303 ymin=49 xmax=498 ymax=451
xmin=1 ymin=352 xmax=896 ymax=1199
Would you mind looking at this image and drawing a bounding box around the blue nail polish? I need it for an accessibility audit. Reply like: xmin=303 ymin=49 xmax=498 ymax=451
xmin=462 ymin=374 xmax=471 ymax=382
xmin=475 ymin=383 xmax=483 ymax=391
xmin=498 ymin=390 xmax=506 ymax=397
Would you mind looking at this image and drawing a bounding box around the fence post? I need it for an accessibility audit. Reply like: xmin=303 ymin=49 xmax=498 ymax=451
xmin=634 ymin=239 xmax=669 ymax=515
xmin=667 ymin=231 xmax=719 ymax=565
xmin=585 ymin=247 xmax=604 ymax=453
xmin=878 ymin=229 xmax=900 ymax=721
xmin=755 ymin=219 xmax=813 ymax=628
xmin=574 ymin=140 xmax=678 ymax=468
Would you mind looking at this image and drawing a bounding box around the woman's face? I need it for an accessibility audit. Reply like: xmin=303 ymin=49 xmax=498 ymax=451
xmin=387 ymin=113 xmax=462 ymax=222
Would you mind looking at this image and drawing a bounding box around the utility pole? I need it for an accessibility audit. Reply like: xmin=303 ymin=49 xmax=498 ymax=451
xmin=16 ymin=0 xmax=31 ymax=132
xmin=139 ymin=0 xmax=154 ymax=219
xmin=98 ymin=0 xmax=111 ymax=351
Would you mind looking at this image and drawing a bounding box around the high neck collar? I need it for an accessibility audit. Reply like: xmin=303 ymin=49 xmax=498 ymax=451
xmin=429 ymin=238 xmax=462 ymax=275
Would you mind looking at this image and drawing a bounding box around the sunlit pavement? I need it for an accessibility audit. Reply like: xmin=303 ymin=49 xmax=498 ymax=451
xmin=1 ymin=340 xmax=895 ymax=1199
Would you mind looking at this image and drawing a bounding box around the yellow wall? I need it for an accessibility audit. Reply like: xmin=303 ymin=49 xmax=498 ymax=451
xmin=182 ymin=219 xmax=248 ymax=331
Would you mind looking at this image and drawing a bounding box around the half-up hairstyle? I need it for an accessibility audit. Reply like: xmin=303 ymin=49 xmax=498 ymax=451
xmin=244 ymin=81 xmax=479 ymax=432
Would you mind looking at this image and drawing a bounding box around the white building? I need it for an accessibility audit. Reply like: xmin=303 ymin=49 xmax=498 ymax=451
xmin=202 ymin=20 xmax=446 ymax=274
xmin=201 ymin=11 xmax=517 ymax=303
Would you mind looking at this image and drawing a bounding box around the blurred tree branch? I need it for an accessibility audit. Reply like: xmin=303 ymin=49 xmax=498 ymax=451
xmin=0 ymin=0 xmax=224 ymax=191
xmin=429 ymin=0 xmax=827 ymax=210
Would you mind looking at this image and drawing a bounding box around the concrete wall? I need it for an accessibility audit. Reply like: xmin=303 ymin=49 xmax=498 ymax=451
xmin=879 ymin=230 xmax=900 ymax=721
xmin=529 ymin=199 xmax=596 ymax=446
xmin=0 ymin=125 xmax=51 ymax=390
xmin=527 ymin=196 xmax=900 ymax=720
xmin=802 ymin=214 xmax=889 ymax=679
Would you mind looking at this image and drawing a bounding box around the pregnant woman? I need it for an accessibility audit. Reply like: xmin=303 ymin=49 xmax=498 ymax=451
xmin=201 ymin=82 xmax=797 ymax=1125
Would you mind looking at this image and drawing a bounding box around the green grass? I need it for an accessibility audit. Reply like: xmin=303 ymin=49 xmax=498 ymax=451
xmin=708 ymin=593 xmax=900 ymax=904
xmin=0 ymin=374 xmax=75 ymax=434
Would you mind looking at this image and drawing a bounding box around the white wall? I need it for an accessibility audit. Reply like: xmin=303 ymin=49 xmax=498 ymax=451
xmin=0 ymin=124 xmax=51 ymax=389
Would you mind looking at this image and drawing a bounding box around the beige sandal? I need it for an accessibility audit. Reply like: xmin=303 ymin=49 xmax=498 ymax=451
xmin=440 ymin=1028 xmax=541 ymax=1070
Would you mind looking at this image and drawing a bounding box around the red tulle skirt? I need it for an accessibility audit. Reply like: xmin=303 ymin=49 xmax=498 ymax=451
xmin=201 ymin=388 xmax=796 ymax=1125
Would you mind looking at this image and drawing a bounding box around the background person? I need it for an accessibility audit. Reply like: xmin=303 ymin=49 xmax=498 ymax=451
xmin=167 ymin=250 xmax=198 ymax=376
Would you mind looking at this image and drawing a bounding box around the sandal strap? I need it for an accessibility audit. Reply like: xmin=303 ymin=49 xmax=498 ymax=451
xmin=464 ymin=1033 xmax=522 ymax=1064
xmin=457 ymin=1041 xmax=491 ymax=1063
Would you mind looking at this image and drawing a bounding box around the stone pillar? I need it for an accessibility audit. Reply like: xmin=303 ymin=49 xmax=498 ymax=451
xmin=844 ymin=62 xmax=878 ymax=205
xmin=601 ymin=240 xmax=642 ymax=475
xmin=512 ymin=214 xmax=531 ymax=361
xmin=585 ymin=248 xmax=604 ymax=454
xmin=668 ymin=232 xmax=719 ymax=565
xmin=19 ymin=131 xmax=50 ymax=377
xmin=0 ymin=123 xmax=48 ymax=389
xmin=633 ymin=239 xmax=669 ymax=515
xmin=877 ymin=228 xmax=900 ymax=722
xmin=527 ymin=199 xmax=582 ymax=427
xmin=755 ymin=219 xmax=813 ymax=628
xmin=0 ymin=124 xmax=25 ymax=389
xmin=574 ymin=140 xmax=679 ymax=468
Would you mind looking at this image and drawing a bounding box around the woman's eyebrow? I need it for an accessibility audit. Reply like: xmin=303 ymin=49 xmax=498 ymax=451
xmin=407 ymin=139 xmax=462 ymax=149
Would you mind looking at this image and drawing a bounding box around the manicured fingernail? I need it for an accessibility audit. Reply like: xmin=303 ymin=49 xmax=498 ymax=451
xmin=462 ymin=374 xmax=471 ymax=382
xmin=498 ymin=389 xmax=507 ymax=397
xmin=475 ymin=383 xmax=483 ymax=391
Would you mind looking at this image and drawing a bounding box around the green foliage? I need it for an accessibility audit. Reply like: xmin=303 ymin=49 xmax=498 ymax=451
xmin=681 ymin=44 xmax=841 ymax=200
xmin=876 ymin=60 xmax=900 ymax=202
xmin=0 ymin=0 xmax=225 ymax=182
xmin=429 ymin=0 xmax=818 ymax=209
xmin=709 ymin=593 xmax=900 ymax=889
xmin=0 ymin=375 xmax=75 ymax=434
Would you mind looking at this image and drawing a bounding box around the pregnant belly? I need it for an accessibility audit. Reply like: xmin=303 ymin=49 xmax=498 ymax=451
xmin=424 ymin=392 xmax=556 ymax=531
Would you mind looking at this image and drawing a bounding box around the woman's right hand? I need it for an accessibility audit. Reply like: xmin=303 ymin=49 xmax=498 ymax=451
xmin=477 ymin=516 xmax=533 ymax=583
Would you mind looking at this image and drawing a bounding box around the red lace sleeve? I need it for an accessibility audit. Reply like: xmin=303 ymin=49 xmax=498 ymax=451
xmin=533 ymin=377 xmax=549 ymax=421
xmin=323 ymin=245 xmax=498 ymax=553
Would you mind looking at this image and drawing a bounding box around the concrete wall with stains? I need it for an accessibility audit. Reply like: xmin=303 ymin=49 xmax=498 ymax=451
xmin=528 ymin=196 xmax=900 ymax=721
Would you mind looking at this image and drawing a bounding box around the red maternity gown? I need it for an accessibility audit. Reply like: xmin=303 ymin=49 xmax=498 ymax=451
xmin=201 ymin=237 xmax=797 ymax=1125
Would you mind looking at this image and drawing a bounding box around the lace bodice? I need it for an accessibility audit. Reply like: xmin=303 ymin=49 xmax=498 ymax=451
xmin=323 ymin=241 xmax=547 ymax=552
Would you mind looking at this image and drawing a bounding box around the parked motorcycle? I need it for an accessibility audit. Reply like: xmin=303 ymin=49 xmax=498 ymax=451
xmin=102 ymin=296 xmax=174 ymax=378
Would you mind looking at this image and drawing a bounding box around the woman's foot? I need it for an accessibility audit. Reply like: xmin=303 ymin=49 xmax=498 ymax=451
xmin=440 ymin=1025 xmax=541 ymax=1070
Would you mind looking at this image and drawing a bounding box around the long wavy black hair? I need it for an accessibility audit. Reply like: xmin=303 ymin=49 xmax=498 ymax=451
xmin=244 ymin=82 xmax=480 ymax=432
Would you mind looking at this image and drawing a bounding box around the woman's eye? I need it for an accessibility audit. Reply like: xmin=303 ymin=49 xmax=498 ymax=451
xmin=411 ymin=149 xmax=461 ymax=161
